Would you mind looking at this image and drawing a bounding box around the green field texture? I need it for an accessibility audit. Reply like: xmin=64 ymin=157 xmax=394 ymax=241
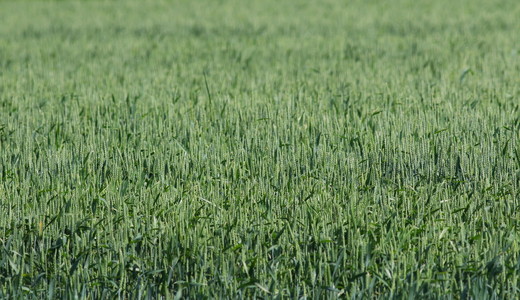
xmin=1 ymin=0 xmax=520 ymax=298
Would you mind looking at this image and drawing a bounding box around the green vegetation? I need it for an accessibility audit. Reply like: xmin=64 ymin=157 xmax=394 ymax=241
xmin=1 ymin=0 xmax=520 ymax=298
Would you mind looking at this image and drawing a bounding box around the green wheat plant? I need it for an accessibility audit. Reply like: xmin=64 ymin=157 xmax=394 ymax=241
xmin=1 ymin=0 xmax=519 ymax=298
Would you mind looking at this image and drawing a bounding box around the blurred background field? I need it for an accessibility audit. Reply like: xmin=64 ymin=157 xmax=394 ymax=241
xmin=1 ymin=0 xmax=520 ymax=298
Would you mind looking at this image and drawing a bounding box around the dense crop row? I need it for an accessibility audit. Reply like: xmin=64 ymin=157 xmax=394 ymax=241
xmin=1 ymin=0 xmax=520 ymax=298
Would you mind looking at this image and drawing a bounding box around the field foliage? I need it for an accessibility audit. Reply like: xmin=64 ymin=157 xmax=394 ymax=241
xmin=1 ymin=0 xmax=520 ymax=298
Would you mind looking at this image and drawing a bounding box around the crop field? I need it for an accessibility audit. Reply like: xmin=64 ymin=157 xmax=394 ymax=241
xmin=1 ymin=0 xmax=520 ymax=298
